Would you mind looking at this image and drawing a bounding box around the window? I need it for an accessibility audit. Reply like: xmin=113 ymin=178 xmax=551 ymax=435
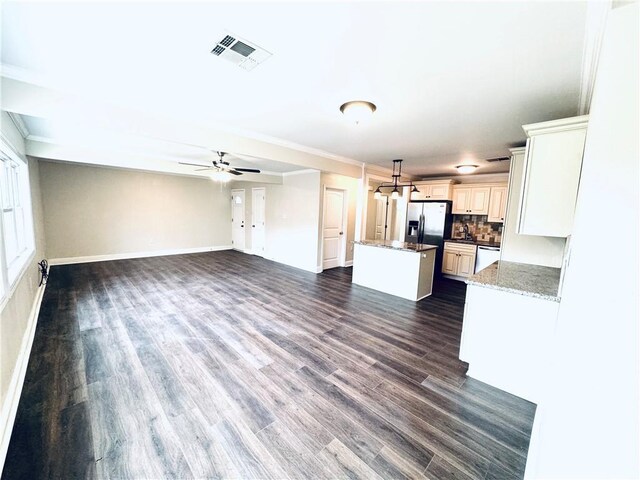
xmin=0 ymin=139 xmax=35 ymax=302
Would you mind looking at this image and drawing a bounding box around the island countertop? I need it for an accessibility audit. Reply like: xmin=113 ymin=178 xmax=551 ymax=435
xmin=353 ymin=240 xmax=438 ymax=253
xmin=466 ymin=260 xmax=561 ymax=302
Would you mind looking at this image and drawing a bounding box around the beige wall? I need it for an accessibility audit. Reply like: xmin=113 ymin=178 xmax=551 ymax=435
xmin=39 ymin=161 xmax=232 ymax=260
xmin=231 ymin=171 xmax=322 ymax=273
xmin=0 ymin=112 xmax=46 ymax=437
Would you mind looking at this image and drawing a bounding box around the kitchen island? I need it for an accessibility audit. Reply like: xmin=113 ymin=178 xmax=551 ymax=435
xmin=352 ymin=240 xmax=438 ymax=301
xmin=460 ymin=261 xmax=561 ymax=403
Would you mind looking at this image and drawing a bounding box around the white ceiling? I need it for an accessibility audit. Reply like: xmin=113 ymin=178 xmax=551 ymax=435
xmin=1 ymin=1 xmax=588 ymax=177
xmin=18 ymin=114 xmax=305 ymax=174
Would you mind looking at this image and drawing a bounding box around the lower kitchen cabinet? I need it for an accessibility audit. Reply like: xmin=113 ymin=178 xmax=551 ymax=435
xmin=442 ymin=242 xmax=477 ymax=277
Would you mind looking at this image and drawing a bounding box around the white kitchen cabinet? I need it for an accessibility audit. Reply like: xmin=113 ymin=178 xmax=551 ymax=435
xmin=410 ymin=181 xmax=454 ymax=201
xmin=518 ymin=115 xmax=588 ymax=237
xmin=487 ymin=186 xmax=507 ymax=223
xmin=452 ymin=186 xmax=490 ymax=214
xmin=442 ymin=242 xmax=477 ymax=277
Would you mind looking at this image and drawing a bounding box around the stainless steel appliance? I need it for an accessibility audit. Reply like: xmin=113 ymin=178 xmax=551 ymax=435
xmin=475 ymin=245 xmax=501 ymax=273
xmin=406 ymin=201 xmax=452 ymax=275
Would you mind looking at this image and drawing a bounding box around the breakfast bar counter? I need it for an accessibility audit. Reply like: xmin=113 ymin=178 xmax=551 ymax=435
xmin=351 ymin=240 xmax=438 ymax=301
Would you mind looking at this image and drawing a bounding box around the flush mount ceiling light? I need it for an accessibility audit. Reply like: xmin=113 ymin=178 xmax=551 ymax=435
xmin=456 ymin=165 xmax=478 ymax=174
xmin=373 ymin=159 xmax=419 ymax=200
xmin=339 ymin=100 xmax=377 ymax=124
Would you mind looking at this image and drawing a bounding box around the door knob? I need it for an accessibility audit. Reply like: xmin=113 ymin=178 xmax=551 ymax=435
xmin=339 ymin=232 xmax=344 ymax=235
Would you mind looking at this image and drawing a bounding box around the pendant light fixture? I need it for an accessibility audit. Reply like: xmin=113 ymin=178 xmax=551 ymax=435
xmin=372 ymin=159 xmax=419 ymax=200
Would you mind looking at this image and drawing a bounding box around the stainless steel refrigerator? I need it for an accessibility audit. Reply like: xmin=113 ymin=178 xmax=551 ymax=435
xmin=406 ymin=200 xmax=453 ymax=276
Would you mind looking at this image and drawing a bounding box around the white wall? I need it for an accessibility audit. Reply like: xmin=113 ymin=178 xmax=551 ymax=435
xmin=0 ymin=112 xmax=46 ymax=469
xmin=231 ymin=171 xmax=322 ymax=273
xmin=525 ymin=3 xmax=639 ymax=478
xmin=38 ymin=161 xmax=232 ymax=261
xmin=500 ymin=148 xmax=566 ymax=267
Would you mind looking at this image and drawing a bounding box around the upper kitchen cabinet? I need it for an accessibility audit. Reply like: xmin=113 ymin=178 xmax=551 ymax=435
xmin=452 ymin=186 xmax=491 ymax=214
xmin=488 ymin=186 xmax=508 ymax=223
xmin=410 ymin=180 xmax=454 ymax=201
xmin=517 ymin=115 xmax=588 ymax=237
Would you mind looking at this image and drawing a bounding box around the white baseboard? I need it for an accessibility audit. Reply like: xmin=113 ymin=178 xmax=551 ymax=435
xmin=49 ymin=245 xmax=233 ymax=266
xmin=0 ymin=275 xmax=47 ymax=474
xmin=344 ymin=260 xmax=353 ymax=267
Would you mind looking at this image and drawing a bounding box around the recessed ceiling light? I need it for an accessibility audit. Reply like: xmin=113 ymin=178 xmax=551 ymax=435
xmin=456 ymin=165 xmax=478 ymax=174
xmin=340 ymin=100 xmax=377 ymax=124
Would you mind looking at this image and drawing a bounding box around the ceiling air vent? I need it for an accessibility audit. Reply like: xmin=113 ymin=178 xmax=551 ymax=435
xmin=485 ymin=156 xmax=510 ymax=163
xmin=210 ymin=32 xmax=272 ymax=71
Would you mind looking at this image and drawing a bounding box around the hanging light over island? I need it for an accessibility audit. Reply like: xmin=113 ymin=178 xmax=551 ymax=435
xmin=372 ymin=159 xmax=420 ymax=199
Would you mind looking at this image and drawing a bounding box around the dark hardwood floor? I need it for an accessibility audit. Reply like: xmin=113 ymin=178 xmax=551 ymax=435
xmin=2 ymin=250 xmax=535 ymax=479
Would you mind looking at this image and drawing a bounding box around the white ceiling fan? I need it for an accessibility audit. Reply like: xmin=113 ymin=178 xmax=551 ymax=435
xmin=179 ymin=151 xmax=261 ymax=176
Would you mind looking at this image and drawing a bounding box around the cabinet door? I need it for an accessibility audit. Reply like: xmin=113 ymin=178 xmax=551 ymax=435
xmin=469 ymin=187 xmax=491 ymax=214
xmin=488 ymin=186 xmax=507 ymax=222
xmin=452 ymin=187 xmax=471 ymax=214
xmin=457 ymin=252 xmax=476 ymax=277
xmin=411 ymin=185 xmax=430 ymax=201
xmin=517 ymin=125 xmax=587 ymax=237
xmin=429 ymin=184 xmax=451 ymax=200
xmin=442 ymin=250 xmax=458 ymax=274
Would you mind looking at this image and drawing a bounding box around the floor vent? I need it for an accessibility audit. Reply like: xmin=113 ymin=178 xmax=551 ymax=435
xmin=210 ymin=32 xmax=272 ymax=71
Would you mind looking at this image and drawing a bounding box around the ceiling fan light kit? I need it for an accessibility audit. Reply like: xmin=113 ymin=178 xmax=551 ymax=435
xmin=210 ymin=170 xmax=233 ymax=182
xmin=340 ymin=100 xmax=377 ymax=124
xmin=179 ymin=151 xmax=262 ymax=178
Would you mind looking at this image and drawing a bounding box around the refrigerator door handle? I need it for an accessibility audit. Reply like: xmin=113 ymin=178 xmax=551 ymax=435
xmin=418 ymin=214 xmax=425 ymax=243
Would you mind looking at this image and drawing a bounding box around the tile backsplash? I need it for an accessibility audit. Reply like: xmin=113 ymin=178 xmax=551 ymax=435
xmin=452 ymin=215 xmax=503 ymax=243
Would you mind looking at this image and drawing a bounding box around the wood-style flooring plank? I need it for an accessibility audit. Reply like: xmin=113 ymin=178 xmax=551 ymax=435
xmin=3 ymin=250 xmax=535 ymax=480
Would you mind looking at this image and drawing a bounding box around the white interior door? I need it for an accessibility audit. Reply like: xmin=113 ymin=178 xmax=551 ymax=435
xmin=374 ymin=197 xmax=386 ymax=240
xmin=231 ymin=189 xmax=245 ymax=251
xmin=251 ymin=188 xmax=266 ymax=257
xmin=322 ymin=188 xmax=346 ymax=270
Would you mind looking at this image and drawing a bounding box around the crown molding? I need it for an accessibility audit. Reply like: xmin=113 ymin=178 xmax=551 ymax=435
xmin=6 ymin=112 xmax=29 ymax=139
xmin=523 ymin=115 xmax=589 ymax=136
xmin=281 ymin=168 xmax=320 ymax=177
xmin=578 ymin=1 xmax=611 ymax=115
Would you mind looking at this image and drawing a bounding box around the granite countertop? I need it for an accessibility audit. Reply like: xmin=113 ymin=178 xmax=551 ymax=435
xmin=466 ymin=261 xmax=561 ymax=302
xmin=447 ymin=238 xmax=502 ymax=248
xmin=353 ymin=240 xmax=438 ymax=253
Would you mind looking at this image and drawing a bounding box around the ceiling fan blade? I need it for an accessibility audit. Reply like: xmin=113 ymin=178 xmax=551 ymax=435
xmin=233 ymin=168 xmax=261 ymax=174
xmin=228 ymin=169 xmax=244 ymax=176
xmin=195 ymin=167 xmax=214 ymax=171
xmin=179 ymin=161 xmax=212 ymax=168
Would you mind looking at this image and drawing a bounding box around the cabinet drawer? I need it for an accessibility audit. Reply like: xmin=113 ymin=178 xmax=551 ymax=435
xmin=444 ymin=242 xmax=477 ymax=254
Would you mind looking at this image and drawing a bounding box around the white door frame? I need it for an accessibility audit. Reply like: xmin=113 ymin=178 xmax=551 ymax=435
xmin=251 ymin=187 xmax=266 ymax=257
xmin=321 ymin=186 xmax=348 ymax=271
xmin=231 ymin=189 xmax=246 ymax=252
